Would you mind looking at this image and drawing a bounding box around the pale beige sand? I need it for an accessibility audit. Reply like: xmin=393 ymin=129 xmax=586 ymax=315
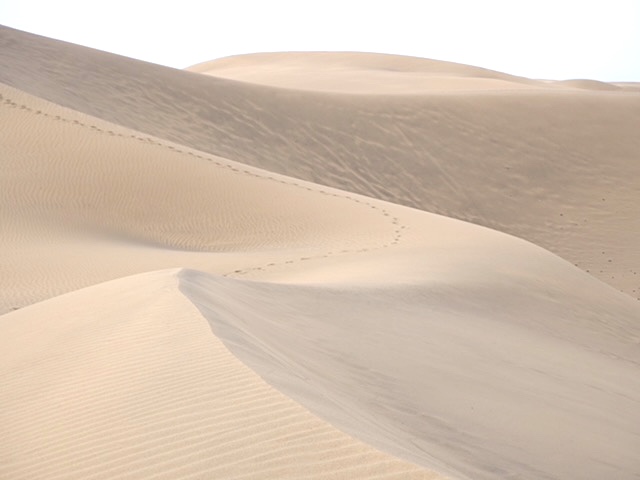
xmin=1 ymin=26 xmax=638 ymax=297
xmin=1 ymin=26 xmax=640 ymax=480
xmin=188 ymin=53 xmax=640 ymax=94
xmin=0 ymin=269 xmax=437 ymax=480
xmin=0 ymin=84 xmax=400 ymax=312
xmin=187 ymin=52 xmax=544 ymax=94
xmin=188 ymin=52 xmax=640 ymax=94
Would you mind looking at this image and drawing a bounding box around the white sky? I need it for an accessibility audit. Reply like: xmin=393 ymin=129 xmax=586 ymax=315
xmin=1 ymin=0 xmax=639 ymax=81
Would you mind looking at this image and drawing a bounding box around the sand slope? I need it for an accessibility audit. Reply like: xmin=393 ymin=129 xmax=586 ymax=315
xmin=0 ymin=84 xmax=398 ymax=312
xmin=1 ymin=26 xmax=638 ymax=297
xmin=1 ymin=25 xmax=640 ymax=480
xmin=182 ymin=266 xmax=640 ymax=480
xmin=0 ymin=269 xmax=435 ymax=480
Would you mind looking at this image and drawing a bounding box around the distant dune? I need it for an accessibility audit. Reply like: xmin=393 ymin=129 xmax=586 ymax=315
xmin=556 ymin=79 xmax=622 ymax=91
xmin=1 ymin=25 xmax=639 ymax=480
xmin=187 ymin=52 xmax=544 ymax=93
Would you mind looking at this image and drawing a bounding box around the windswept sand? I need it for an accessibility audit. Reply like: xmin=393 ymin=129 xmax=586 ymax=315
xmin=2 ymin=27 xmax=638 ymax=297
xmin=1 ymin=26 xmax=639 ymax=480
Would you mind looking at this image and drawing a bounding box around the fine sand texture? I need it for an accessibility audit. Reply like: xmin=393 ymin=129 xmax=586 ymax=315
xmin=1 ymin=26 xmax=640 ymax=480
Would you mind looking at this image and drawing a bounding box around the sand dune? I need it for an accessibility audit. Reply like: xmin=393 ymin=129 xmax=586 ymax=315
xmin=0 ymin=269 xmax=436 ymax=480
xmin=1 ymin=25 xmax=640 ymax=480
xmin=182 ymin=267 xmax=640 ymax=480
xmin=1 ymin=26 xmax=638 ymax=297
xmin=188 ymin=52 xmax=639 ymax=94
xmin=0 ymin=83 xmax=402 ymax=311
xmin=189 ymin=52 xmax=640 ymax=95
xmin=187 ymin=52 xmax=544 ymax=93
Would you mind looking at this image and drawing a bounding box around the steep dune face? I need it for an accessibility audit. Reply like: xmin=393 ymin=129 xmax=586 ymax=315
xmin=1 ymin=26 xmax=638 ymax=297
xmin=181 ymin=265 xmax=640 ymax=480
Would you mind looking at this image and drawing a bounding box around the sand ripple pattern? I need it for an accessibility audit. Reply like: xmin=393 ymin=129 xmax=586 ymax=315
xmin=1 ymin=89 xmax=403 ymax=279
xmin=0 ymin=270 xmax=439 ymax=480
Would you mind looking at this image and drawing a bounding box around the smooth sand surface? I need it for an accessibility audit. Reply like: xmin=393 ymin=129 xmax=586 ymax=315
xmin=1 ymin=26 xmax=639 ymax=480
xmin=187 ymin=52 xmax=545 ymax=94
xmin=187 ymin=52 xmax=640 ymax=94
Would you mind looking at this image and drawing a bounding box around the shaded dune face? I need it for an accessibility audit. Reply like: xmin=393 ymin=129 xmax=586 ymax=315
xmin=1 ymin=25 xmax=640 ymax=480
xmin=1 ymin=26 xmax=638 ymax=297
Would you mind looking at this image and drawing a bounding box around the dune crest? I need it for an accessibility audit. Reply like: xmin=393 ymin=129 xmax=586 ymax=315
xmin=0 ymin=269 xmax=438 ymax=479
xmin=181 ymin=261 xmax=640 ymax=480
xmin=187 ymin=52 xmax=544 ymax=94
xmin=0 ymin=83 xmax=400 ymax=312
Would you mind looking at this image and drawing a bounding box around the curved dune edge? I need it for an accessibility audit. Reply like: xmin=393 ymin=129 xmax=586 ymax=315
xmin=0 ymin=269 xmax=441 ymax=480
xmin=0 ymin=86 xmax=400 ymax=252
xmin=0 ymin=82 xmax=402 ymax=313
xmin=1 ymin=26 xmax=638 ymax=297
xmin=2 ymin=262 xmax=637 ymax=480
xmin=180 ymin=250 xmax=640 ymax=480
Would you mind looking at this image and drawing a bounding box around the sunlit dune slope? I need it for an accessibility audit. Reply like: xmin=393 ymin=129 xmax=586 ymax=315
xmin=0 ymin=269 xmax=437 ymax=480
xmin=1 ymin=26 xmax=638 ymax=297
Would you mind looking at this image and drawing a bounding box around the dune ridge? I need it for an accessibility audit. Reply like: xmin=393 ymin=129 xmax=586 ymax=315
xmin=180 ymin=266 xmax=640 ymax=480
xmin=1 ymin=26 xmax=638 ymax=297
xmin=0 ymin=88 xmax=400 ymax=253
xmin=1 ymin=25 xmax=639 ymax=480
xmin=0 ymin=269 xmax=437 ymax=480
xmin=3 ymin=257 xmax=638 ymax=479
xmin=0 ymin=83 xmax=404 ymax=312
